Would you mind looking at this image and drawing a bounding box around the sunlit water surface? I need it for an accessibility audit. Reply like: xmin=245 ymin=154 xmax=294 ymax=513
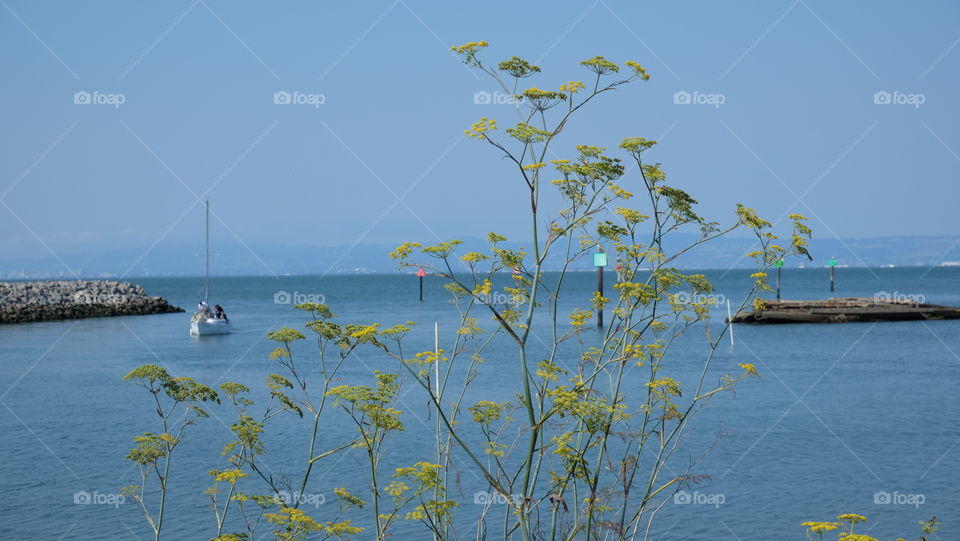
xmin=1 ymin=268 xmax=957 ymax=540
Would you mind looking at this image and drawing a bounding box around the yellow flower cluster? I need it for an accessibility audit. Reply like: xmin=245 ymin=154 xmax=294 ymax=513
xmin=580 ymin=55 xmax=619 ymax=74
xmin=333 ymin=487 xmax=365 ymax=509
xmin=498 ymin=56 xmax=540 ymax=78
xmin=469 ymin=400 xmax=505 ymax=423
xmin=802 ymin=514 xmax=873 ymax=541
xmin=615 ymin=207 xmax=648 ymax=224
xmin=264 ymin=507 xmax=323 ymax=536
xmin=619 ymin=136 xmax=656 ymax=153
xmin=389 ymin=241 xmax=421 ymax=260
xmin=394 ymin=461 xmax=442 ymax=489
xmin=483 ymin=441 xmax=507 ymax=457
xmin=522 ymin=162 xmax=546 ymax=170
xmin=622 ymin=342 xmax=664 ymax=366
xmin=738 ymin=363 xmax=759 ymax=378
xmin=268 ymin=327 xmax=306 ymax=343
xmin=348 ymin=323 xmax=380 ymax=341
xmin=569 ymin=308 xmax=592 ymax=328
xmin=465 ymin=117 xmax=497 ymax=139
xmin=624 ymin=60 xmax=650 ymax=80
xmin=582 ymin=495 xmax=612 ymax=513
xmin=457 ymin=317 xmax=483 ymax=336
xmin=460 ymin=251 xmax=488 ymax=263
xmin=576 ymin=144 xmax=605 ymax=157
xmin=608 ymin=184 xmax=633 ymax=199
xmin=487 ymin=231 xmax=507 ymax=243
xmin=411 ymin=349 xmax=448 ymax=366
xmin=521 ymin=87 xmax=566 ymax=100
xmin=559 ymin=80 xmax=585 ymax=94
xmin=646 ymin=376 xmax=681 ymax=396
xmin=536 ymin=359 xmax=566 ymax=382
xmin=450 ymin=41 xmax=489 ymax=54
xmin=801 ymin=521 xmax=839 ymax=534
xmin=209 ymin=468 xmax=247 ymax=485
xmin=473 ymin=279 xmax=492 ymax=297
xmin=384 ymin=480 xmax=408 ymax=498
xmin=506 ymin=122 xmax=550 ymax=143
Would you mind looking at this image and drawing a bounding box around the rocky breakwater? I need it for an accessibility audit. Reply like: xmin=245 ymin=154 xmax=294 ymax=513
xmin=729 ymin=297 xmax=960 ymax=324
xmin=0 ymin=280 xmax=184 ymax=324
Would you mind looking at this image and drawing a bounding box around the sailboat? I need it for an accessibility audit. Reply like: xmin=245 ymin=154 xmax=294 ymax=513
xmin=190 ymin=201 xmax=232 ymax=336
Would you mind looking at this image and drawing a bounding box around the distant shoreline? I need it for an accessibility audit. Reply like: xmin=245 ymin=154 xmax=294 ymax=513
xmin=2 ymin=264 xmax=958 ymax=282
xmin=4 ymin=233 xmax=958 ymax=280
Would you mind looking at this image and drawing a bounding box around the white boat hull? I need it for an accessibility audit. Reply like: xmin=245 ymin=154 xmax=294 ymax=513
xmin=190 ymin=317 xmax=232 ymax=336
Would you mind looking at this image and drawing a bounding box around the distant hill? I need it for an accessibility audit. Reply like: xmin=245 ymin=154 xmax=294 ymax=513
xmin=1 ymin=235 xmax=958 ymax=279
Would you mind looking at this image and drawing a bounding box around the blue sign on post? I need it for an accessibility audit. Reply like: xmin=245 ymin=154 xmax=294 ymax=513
xmin=594 ymin=252 xmax=608 ymax=267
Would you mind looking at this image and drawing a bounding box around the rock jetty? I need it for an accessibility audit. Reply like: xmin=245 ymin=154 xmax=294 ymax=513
xmin=730 ymin=297 xmax=960 ymax=324
xmin=0 ymin=280 xmax=183 ymax=324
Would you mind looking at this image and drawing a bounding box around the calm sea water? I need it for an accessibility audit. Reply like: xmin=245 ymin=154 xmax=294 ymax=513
xmin=1 ymin=267 xmax=957 ymax=540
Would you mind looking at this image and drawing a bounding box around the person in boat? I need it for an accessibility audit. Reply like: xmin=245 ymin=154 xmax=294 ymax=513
xmin=214 ymin=304 xmax=228 ymax=322
xmin=198 ymin=301 xmax=212 ymax=317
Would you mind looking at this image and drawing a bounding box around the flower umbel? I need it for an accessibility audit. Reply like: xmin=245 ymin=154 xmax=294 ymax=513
xmin=465 ymin=117 xmax=497 ymax=139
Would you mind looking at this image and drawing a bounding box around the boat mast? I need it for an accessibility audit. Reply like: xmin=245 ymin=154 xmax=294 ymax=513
xmin=204 ymin=200 xmax=209 ymax=302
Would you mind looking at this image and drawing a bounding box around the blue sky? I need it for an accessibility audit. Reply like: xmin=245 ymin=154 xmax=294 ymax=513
xmin=1 ymin=0 xmax=958 ymax=261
